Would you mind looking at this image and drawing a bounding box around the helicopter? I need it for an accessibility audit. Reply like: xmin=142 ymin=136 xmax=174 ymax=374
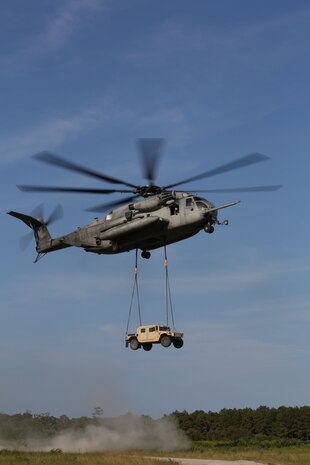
xmin=8 ymin=139 xmax=281 ymax=262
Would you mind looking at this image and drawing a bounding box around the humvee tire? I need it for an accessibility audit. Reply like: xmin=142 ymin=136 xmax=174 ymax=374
xmin=143 ymin=343 xmax=152 ymax=351
xmin=173 ymin=338 xmax=183 ymax=349
xmin=130 ymin=338 xmax=140 ymax=350
xmin=160 ymin=335 xmax=171 ymax=347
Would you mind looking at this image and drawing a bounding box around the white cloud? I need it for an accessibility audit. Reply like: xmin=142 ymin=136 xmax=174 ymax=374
xmin=4 ymin=273 xmax=130 ymax=310
xmin=4 ymin=255 xmax=309 ymax=313
xmin=41 ymin=0 xmax=104 ymax=53
xmin=139 ymin=256 xmax=310 ymax=294
xmin=186 ymin=319 xmax=305 ymax=357
xmin=29 ymin=0 xmax=105 ymax=56
xmin=230 ymin=297 xmax=310 ymax=321
xmin=127 ymin=5 xmax=310 ymax=72
xmin=122 ymin=5 xmax=310 ymax=141
xmin=0 ymin=106 xmax=107 ymax=164
xmin=0 ymin=96 xmax=139 ymax=165
xmin=1 ymin=0 xmax=105 ymax=75
xmin=0 ymin=99 xmax=193 ymax=165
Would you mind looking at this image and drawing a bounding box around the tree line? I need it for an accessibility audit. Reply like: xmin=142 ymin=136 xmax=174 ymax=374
xmin=169 ymin=406 xmax=310 ymax=441
xmin=0 ymin=406 xmax=309 ymax=446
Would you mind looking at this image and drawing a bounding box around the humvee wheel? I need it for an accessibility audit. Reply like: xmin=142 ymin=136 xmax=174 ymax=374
xmin=143 ymin=343 xmax=152 ymax=351
xmin=130 ymin=338 xmax=140 ymax=350
xmin=173 ymin=338 xmax=184 ymax=349
xmin=160 ymin=335 xmax=171 ymax=347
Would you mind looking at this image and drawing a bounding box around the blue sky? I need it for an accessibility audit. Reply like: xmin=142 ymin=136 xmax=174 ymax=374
xmin=1 ymin=0 xmax=310 ymax=418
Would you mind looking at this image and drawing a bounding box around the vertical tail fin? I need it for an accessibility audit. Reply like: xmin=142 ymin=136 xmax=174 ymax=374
xmin=7 ymin=211 xmax=52 ymax=253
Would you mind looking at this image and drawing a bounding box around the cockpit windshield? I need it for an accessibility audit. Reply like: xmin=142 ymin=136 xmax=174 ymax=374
xmin=194 ymin=197 xmax=207 ymax=209
xmin=186 ymin=197 xmax=208 ymax=209
xmin=196 ymin=201 xmax=207 ymax=209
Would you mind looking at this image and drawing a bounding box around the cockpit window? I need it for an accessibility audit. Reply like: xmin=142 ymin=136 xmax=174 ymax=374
xmin=186 ymin=198 xmax=193 ymax=207
xmin=195 ymin=201 xmax=207 ymax=210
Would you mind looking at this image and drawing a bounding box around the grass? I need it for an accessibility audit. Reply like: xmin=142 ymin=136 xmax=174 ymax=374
xmin=0 ymin=444 xmax=310 ymax=465
xmin=146 ymin=440 xmax=310 ymax=465
xmin=0 ymin=451 xmax=176 ymax=465
xmin=159 ymin=447 xmax=310 ymax=465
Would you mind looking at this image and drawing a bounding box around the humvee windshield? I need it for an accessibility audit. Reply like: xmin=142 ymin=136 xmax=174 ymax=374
xmin=159 ymin=326 xmax=170 ymax=331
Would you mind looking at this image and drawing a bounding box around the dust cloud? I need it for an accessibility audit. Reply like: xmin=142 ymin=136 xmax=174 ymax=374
xmin=0 ymin=415 xmax=189 ymax=452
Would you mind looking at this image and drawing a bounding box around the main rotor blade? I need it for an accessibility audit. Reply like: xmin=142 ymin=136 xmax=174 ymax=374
xmin=137 ymin=138 xmax=164 ymax=184
xmin=187 ymin=185 xmax=283 ymax=193
xmin=33 ymin=152 xmax=139 ymax=189
xmin=164 ymin=153 xmax=270 ymax=189
xmin=85 ymin=195 xmax=139 ymax=213
xmin=18 ymin=185 xmax=136 ymax=194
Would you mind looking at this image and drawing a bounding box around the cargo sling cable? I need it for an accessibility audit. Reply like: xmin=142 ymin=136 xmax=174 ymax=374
xmin=126 ymin=248 xmax=142 ymax=334
xmin=125 ymin=245 xmax=176 ymax=334
xmin=164 ymin=245 xmax=175 ymax=330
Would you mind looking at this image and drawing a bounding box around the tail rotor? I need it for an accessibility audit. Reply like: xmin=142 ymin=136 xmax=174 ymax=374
xmin=17 ymin=204 xmax=63 ymax=251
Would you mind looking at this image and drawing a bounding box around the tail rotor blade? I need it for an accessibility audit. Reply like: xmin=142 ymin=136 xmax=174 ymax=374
xmin=18 ymin=204 xmax=63 ymax=251
xmin=31 ymin=203 xmax=44 ymax=221
xmin=19 ymin=231 xmax=34 ymax=251
xmin=46 ymin=204 xmax=63 ymax=226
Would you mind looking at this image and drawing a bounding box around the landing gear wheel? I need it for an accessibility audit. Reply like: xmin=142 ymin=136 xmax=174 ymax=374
xmin=141 ymin=250 xmax=151 ymax=259
xmin=173 ymin=338 xmax=184 ymax=349
xmin=142 ymin=343 xmax=152 ymax=351
xmin=130 ymin=338 xmax=140 ymax=350
xmin=204 ymin=223 xmax=214 ymax=234
xmin=160 ymin=335 xmax=171 ymax=347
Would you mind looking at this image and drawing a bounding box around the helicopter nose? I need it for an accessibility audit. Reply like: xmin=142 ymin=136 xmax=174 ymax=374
xmin=204 ymin=208 xmax=218 ymax=222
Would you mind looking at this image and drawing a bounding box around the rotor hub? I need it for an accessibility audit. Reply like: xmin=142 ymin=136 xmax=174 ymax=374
xmin=137 ymin=185 xmax=164 ymax=197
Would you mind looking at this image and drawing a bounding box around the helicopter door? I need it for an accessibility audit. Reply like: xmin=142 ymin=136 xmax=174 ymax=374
xmin=185 ymin=198 xmax=194 ymax=211
xmin=178 ymin=197 xmax=195 ymax=226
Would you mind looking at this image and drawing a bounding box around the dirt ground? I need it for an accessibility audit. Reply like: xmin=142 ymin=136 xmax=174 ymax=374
xmin=153 ymin=458 xmax=267 ymax=465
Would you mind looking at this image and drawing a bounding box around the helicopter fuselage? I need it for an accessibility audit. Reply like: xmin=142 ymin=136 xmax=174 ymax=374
xmin=46 ymin=193 xmax=226 ymax=256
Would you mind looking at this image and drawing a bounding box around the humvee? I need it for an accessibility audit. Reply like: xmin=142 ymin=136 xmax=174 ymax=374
xmin=125 ymin=324 xmax=184 ymax=351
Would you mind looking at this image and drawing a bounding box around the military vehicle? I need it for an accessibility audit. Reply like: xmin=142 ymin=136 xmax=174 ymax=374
xmin=125 ymin=324 xmax=184 ymax=351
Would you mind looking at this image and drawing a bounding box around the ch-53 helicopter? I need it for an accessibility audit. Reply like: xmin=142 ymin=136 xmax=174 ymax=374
xmin=8 ymin=139 xmax=281 ymax=262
